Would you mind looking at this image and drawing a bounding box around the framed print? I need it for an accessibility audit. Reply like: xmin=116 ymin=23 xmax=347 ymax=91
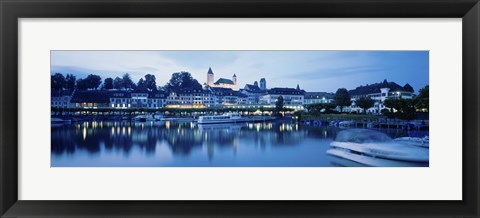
xmin=1 ymin=0 xmax=479 ymax=217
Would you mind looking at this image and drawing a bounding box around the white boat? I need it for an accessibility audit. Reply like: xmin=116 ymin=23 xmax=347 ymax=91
xmin=327 ymin=150 xmax=427 ymax=167
xmin=327 ymin=129 xmax=429 ymax=166
xmin=338 ymin=120 xmax=355 ymax=127
xmin=197 ymin=113 xmax=245 ymax=124
xmin=198 ymin=123 xmax=245 ymax=130
xmin=394 ymin=136 xmax=429 ymax=148
xmin=51 ymin=117 xmax=71 ymax=123
xmin=133 ymin=114 xmax=164 ymax=122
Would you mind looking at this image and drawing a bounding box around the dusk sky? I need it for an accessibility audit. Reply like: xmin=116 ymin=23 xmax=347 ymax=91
xmin=51 ymin=50 xmax=429 ymax=93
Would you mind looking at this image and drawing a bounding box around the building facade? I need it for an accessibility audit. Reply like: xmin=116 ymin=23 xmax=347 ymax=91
xmin=260 ymin=87 xmax=305 ymax=110
xmin=51 ymin=89 xmax=74 ymax=108
xmin=147 ymin=91 xmax=168 ymax=109
xmin=241 ymin=84 xmax=266 ymax=104
xmin=110 ymin=91 xmax=132 ymax=109
xmin=71 ymin=90 xmax=112 ymax=109
xmin=347 ymin=79 xmax=415 ymax=113
xmin=167 ymin=88 xmax=214 ymax=108
xmin=304 ymin=92 xmax=335 ymax=105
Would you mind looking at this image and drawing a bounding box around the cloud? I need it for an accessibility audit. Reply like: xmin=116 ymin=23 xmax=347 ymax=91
xmin=292 ymin=66 xmax=387 ymax=80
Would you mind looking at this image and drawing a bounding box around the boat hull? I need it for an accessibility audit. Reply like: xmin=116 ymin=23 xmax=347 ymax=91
xmin=330 ymin=141 xmax=429 ymax=162
xmin=327 ymin=149 xmax=428 ymax=167
xmin=197 ymin=119 xmax=247 ymax=124
xmin=394 ymin=137 xmax=429 ymax=148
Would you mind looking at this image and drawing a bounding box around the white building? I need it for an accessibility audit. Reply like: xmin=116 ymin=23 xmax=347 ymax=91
xmin=304 ymin=92 xmax=334 ymax=105
xmin=167 ymin=88 xmax=215 ymax=108
xmin=348 ymin=79 xmax=415 ymax=114
xmin=51 ymin=89 xmax=74 ymax=108
xmin=241 ymin=83 xmax=266 ymax=104
xmin=110 ymin=91 xmax=131 ymax=109
xmin=260 ymin=87 xmax=305 ymax=111
xmin=147 ymin=91 xmax=168 ymax=109
xmin=131 ymin=93 xmax=149 ymax=108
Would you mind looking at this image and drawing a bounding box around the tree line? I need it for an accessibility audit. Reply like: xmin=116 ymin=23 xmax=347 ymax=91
xmin=51 ymin=71 xmax=202 ymax=93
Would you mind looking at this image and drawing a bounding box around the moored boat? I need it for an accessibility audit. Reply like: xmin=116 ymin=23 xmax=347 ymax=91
xmin=338 ymin=120 xmax=355 ymax=127
xmin=51 ymin=117 xmax=71 ymax=124
xmin=327 ymin=129 xmax=429 ymax=166
xmin=133 ymin=114 xmax=164 ymax=122
xmin=198 ymin=123 xmax=245 ymax=130
xmin=197 ymin=113 xmax=245 ymax=124
xmin=394 ymin=136 xmax=429 ymax=148
xmin=327 ymin=149 xmax=428 ymax=167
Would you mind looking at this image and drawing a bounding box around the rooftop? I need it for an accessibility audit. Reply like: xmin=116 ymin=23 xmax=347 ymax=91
xmin=244 ymin=84 xmax=263 ymax=92
xmin=267 ymin=87 xmax=305 ymax=95
xmin=173 ymin=88 xmax=209 ymax=95
xmin=214 ymin=78 xmax=235 ymax=85
xmin=211 ymin=87 xmax=237 ymax=96
xmin=304 ymin=92 xmax=335 ymax=99
xmin=71 ymin=90 xmax=115 ymax=103
xmin=148 ymin=91 xmax=168 ymax=98
xmin=348 ymin=79 xmax=414 ymax=96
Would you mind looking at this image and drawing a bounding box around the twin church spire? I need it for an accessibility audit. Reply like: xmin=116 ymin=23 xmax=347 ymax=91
xmin=206 ymin=67 xmax=238 ymax=90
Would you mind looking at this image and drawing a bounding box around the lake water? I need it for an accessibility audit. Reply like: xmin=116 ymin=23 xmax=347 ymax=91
xmin=51 ymin=120 xmax=427 ymax=167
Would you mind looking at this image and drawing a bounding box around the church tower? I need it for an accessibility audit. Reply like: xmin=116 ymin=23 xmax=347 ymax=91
xmin=207 ymin=67 xmax=214 ymax=86
xmin=260 ymin=78 xmax=266 ymax=90
xmin=232 ymin=74 xmax=238 ymax=90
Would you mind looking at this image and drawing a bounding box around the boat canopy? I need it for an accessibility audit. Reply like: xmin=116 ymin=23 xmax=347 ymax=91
xmin=335 ymin=129 xmax=392 ymax=144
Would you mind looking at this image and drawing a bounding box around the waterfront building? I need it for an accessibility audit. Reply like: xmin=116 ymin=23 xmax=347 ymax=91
xmin=70 ymin=90 xmax=169 ymax=109
xmin=304 ymin=92 xmax=335 ymax=105
xmin=206 ymin=67 xmax=238 ymax=90
xmin=71 ymin=90 xmax=112 ymax=109
xmin=51 ymin=89 xmax=74 ymax=108
xmin=147 ymin=91 xmax=168 ymax=109
xmin=167 ymin=89 xmax=193 ymax=108
xmin=241 ymin=84 xmax=266 ymax=104
xmin=125 ymin=92 xmax=165 ymax=109
xmin=236 ymin=92 xmax=248 ymax=105
xmin=167 ymin=88 xmax=214 ymax=108
xmin=110 ymin=91 xmax=132 ymax=109
xmin=210 ymin=87 xmax=239 ymax=106
xmin=193 ymin=89 xmax=216 ymax=108
xmin=131 ymin=92 xmax=149 ymax=108
xmin=347 ymin=79 xmax=415 ymax=113
xmin=260 ymin=87 xmax=306 ymax=110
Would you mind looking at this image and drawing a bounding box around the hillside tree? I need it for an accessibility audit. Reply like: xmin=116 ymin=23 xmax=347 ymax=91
xmin=334 ymin=88 xmax=351 ymax=113
xmin=355 ymin=97 xmax=375 ymax=113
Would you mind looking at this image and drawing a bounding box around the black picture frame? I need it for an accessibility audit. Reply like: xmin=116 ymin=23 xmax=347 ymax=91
xmin=1 ymin=0 xmax=479 ymax=217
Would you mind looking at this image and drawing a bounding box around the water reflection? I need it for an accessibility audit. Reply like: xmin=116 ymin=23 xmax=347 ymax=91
xmin=51 ymin=121 xmax=421 ymax=167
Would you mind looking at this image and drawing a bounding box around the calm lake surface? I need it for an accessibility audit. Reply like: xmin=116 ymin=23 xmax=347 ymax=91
xmin=51 ymin=120 xmax=426 ymax=167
